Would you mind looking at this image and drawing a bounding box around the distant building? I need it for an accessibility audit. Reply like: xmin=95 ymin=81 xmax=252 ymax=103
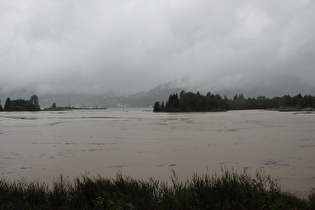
xmin=116 ymin=103 xmax=129 ymax=108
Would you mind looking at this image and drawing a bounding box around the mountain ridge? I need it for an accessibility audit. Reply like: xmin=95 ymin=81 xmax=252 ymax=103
xmin=1 ymin=74 xmax=314 ymax=108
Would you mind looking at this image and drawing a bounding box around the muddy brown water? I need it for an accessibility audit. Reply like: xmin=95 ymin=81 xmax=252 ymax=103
xmin=0 ymin=109 xmax=314 ymax=198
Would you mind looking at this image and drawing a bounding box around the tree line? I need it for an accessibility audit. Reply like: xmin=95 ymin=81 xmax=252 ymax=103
xmin=0 ymin=95 xmax=40 ymax=111
xmin=153 ymin=91 xmax=315 ymax=112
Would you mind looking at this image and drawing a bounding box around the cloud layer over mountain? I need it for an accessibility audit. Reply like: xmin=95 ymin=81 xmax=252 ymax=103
xmin=1 ymin=0 xmax=315 ymax=96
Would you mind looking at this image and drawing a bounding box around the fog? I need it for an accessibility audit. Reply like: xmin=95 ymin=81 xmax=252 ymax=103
xmin=1 ymin=0 xmax=315 ymax=96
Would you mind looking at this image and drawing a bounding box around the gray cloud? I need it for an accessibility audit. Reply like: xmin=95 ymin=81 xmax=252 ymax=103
xmin=1 ymin=0 xmax=315 ymax=96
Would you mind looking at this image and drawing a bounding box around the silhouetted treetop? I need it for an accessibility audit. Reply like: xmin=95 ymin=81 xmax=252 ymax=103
xmin=153 ymin=91 xmax=315 ymax=112
xmin=1 ymin=95 xmax=40 ymax=111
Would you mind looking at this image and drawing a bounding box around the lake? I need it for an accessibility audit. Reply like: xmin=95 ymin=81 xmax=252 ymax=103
xmin=0 ymin=109 xmax=314 ymax=197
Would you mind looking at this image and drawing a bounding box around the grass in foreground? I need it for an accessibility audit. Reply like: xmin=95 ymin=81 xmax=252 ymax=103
xmin=0 ymin=169 xmax=314 ymax=209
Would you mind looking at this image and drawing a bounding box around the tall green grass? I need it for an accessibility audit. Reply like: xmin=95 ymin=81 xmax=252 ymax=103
xmin=0 ymin=169 xmax=314 ymax=209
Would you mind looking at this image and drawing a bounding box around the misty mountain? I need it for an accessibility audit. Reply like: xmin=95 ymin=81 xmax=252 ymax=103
xmin=0 ymin=81 xmax=184 ymax=108
xmin=124 ymin=74 xmax=315 ymax=107
xmin=110 ymin=74 xmax=315 ymax=107
xmin=37 ymin=83 xmax=184 ymax=108
xmin=1 ymin=74 xmax=314 ymax=108
xmin=216 ymin=74 xmax=315 ymax=99
xmin=0 ymin=90 xmax=113 ymax=108
xmin=2 ymin=1 xmax=315 ymax=107
xmin=117 ymin=83 xmax=185 ymax=107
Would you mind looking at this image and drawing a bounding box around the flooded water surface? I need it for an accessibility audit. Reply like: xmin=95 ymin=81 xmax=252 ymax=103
xmin=0 ymin=109 xmax=314 ymax=197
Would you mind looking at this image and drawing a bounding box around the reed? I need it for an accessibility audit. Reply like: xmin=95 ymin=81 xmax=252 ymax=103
xmin=0 ymin=169 xmax=313 ymax=209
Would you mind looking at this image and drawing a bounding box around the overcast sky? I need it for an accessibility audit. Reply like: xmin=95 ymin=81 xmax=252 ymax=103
xmin=1 ymin=0 xmax=315 ymax=96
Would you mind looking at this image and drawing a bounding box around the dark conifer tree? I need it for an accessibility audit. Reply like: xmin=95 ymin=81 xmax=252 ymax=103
xmin=153 ymin=101 xmax=161 ymax=112
xmin=154 ymin=92 xmax=315 ymax=112
xmin=4 ymin=98 xmax=11 ymax=110
xmin=51 ymin=102 xmax=57 ymax=109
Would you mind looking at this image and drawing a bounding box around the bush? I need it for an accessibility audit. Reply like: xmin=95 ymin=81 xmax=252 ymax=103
xmin=0 ymin=169 xmax=313 ymax=209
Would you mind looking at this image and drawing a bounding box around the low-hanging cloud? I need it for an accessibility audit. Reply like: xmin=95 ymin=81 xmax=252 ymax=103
xmin=1 ymin=0 xmax=315 ymax=96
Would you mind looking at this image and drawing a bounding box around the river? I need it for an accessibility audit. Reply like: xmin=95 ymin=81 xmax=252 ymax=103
xmin=0 ymin=109 xmax=314 ymax=197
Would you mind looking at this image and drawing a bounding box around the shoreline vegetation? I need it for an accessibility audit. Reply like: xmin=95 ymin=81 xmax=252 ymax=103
xmin=42 ymin=106 xmax=107 ymax=111
xmin=0 ymin=169 xmax=314 ymax=209
xmin=0 ymin=96 xmax=107 ymax=112
xmin=153 ymin=91 xmax=315 ymax=112
xmin=1 ymin=91 xmax=314 ymax=112
xmin=0 ymin=95 xmax=40 ymax=111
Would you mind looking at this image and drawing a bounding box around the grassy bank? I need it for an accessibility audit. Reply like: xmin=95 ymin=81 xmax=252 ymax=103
xmin=1 ymin=170 xmax=314 ymax=209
